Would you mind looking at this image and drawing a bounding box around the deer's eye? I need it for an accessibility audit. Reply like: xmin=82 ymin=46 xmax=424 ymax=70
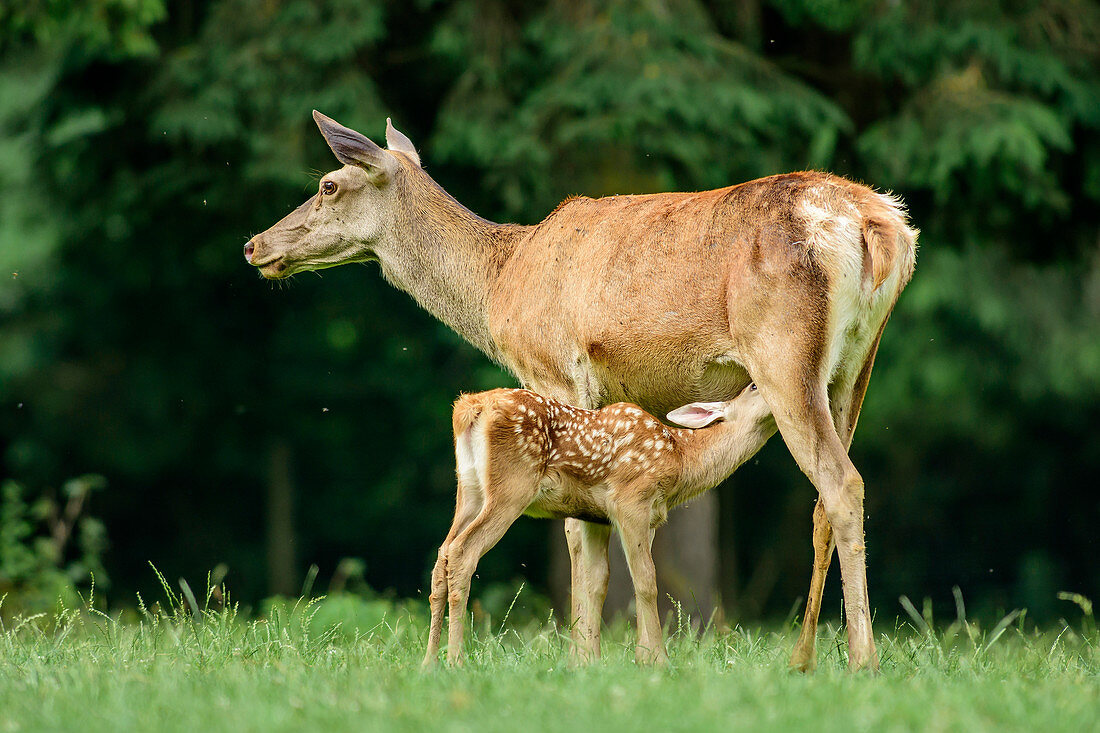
xmin=750 ymin=383 xmax=758 ymax=391
xmin=321 ymin=180 xmax=337 ymax=195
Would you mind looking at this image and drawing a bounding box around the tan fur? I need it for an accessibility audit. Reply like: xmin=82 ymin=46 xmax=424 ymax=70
xmin=422 ymin=385 xmax=776 ymax=667
xmin=451 ymin=394 xmax=483 ymax=437
xmin=247 ymin=115 xmax=919 ymax=671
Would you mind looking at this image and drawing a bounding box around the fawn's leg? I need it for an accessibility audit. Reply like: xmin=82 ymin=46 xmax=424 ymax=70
xmin=615 ymin=504 xmax=667 ymax=665
xmin=445 ymin=464 xmax=539 ymax=665
xmin=423 ymin=549 xmax=450 ymax=667
xmin=424 ymin=476 xmax=486 ymax=667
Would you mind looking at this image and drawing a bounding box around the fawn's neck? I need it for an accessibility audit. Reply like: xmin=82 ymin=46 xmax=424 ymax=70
xmin=670 ymin=416 xmax=776 ymax=503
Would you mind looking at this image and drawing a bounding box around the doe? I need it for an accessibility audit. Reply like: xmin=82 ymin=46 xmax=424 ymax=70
xmin=423 ymin=382 xmax=776 ymax=666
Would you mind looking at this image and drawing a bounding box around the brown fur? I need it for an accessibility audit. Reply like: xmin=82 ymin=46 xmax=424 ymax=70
xmin=247 ymin=115 xmax=919 ymax=671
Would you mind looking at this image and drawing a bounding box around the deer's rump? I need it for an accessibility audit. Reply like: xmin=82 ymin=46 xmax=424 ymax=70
xmin=488 ymin=171 xmax=916 ymax=414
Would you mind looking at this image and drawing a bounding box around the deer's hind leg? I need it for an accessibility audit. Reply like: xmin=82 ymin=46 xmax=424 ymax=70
xmin=789 ymin=496 xmax=835 ymax=672
xmin=746 ymin=344 xmax=879 ymax=672
xmin=789 ymin=322 xmax=887 ymax=672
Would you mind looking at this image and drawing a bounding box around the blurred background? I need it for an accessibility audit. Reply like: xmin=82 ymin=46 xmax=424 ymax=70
xmin=1 ymin=0 xmax=1098 ymax=626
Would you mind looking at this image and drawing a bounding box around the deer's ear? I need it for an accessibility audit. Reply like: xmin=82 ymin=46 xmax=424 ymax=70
xmin=385 ymin=118 xmax=420 ymax=166
xmin=666 ymin=402 xmax=726 ymax=429
xmin=313 ymin=110 xmax=396 ymax=180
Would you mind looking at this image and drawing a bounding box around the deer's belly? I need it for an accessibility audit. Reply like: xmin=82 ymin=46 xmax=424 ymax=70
xmin=497 ymin=325 xmax=751 ymax=414
xmin=580 ymin=349 xmax=753 ymax=415
xmin=489 ymin=260 xmax=742 ymax=411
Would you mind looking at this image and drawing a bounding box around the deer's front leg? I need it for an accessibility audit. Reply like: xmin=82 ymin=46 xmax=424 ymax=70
xmin=565 ymin=518 xmax=586 ymax=661
xmin=578 ymin=521 xmax=611 ymax=660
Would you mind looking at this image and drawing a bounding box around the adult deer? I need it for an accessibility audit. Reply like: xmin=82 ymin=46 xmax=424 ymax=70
xmin=245 ymin=112 xmax=917 ymax=671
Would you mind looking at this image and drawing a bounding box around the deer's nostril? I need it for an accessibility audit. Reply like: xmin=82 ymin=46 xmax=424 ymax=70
xmin=244 ymin=241 xmax=255 ymax=262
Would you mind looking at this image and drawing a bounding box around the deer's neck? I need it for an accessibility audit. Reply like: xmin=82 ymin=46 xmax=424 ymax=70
xmin=375 ymin=167 xmax=530 ymax=360
xmin=671 ymin=417 xmax=775 ymax=503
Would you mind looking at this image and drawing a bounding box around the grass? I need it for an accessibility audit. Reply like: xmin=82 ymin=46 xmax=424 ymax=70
xmin=0 ymin=581 xmax=1096 ymax=733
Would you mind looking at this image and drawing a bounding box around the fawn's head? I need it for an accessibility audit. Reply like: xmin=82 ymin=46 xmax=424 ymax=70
xmin=665 ymin=383 xmax=773 ymax=429
xmin=244 ymin=112 xmax=421 ymax=279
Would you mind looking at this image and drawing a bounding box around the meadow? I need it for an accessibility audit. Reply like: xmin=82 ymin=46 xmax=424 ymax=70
xmin=1 ymin=578 xmax=1095 ymax=733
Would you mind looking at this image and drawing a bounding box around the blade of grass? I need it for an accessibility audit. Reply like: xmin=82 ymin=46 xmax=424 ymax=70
xmin=982 ymin=609 xmax=1023 ymax=656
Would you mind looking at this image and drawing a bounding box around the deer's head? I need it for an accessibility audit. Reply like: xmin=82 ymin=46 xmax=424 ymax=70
xmin=244 ymin=111 xmax=421 ymax=279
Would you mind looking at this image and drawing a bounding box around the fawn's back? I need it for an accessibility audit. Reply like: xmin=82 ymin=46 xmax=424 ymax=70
xmin=452 ymin=389 xmax=683 ymax=524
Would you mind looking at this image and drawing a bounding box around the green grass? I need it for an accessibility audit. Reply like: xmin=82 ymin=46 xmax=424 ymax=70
xmin=0 ymin=585 xmax=1096 ymax=733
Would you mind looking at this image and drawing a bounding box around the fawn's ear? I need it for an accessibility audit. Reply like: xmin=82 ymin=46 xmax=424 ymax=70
xmin=666 ymin=402 xmax=726 ymax=428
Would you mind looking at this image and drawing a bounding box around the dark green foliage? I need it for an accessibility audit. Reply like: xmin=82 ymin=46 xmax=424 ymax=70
xmin=0 ymin=0 xmax=1097 ymax=619
xmin=431 ymin=0 xmax=849 ymax=217
xmin=0 ymin=475 xmax=108 ymax=616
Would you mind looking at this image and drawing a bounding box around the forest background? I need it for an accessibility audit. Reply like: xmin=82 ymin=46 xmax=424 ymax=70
xmin=1 ymin=0 xmax=1098 ymax=626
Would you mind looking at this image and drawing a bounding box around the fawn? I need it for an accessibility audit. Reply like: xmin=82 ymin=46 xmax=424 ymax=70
xmin=422 ymin=382 xmax=776 ymax=666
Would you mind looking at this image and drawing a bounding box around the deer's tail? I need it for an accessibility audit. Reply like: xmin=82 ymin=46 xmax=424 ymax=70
xmin=862 ymin=192 xmax=918 ymax=295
